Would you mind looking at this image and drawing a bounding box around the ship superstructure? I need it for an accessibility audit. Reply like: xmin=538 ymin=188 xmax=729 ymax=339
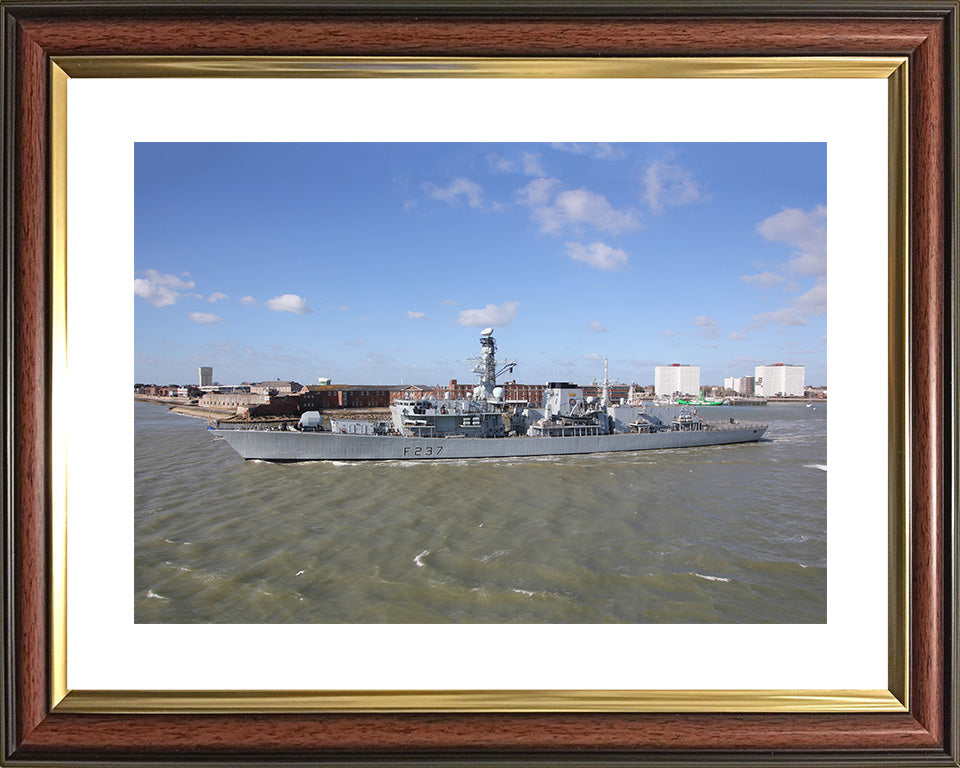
xmin=211 ymin=330 xmax=768 ymax=461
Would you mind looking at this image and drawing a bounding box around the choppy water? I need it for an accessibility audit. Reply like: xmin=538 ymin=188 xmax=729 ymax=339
xmin=134 ymin=401 xmax=826 ymax=623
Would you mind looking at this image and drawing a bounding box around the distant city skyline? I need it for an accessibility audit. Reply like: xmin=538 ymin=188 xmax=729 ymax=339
xmin=135 ymin=142 xmax=827 ymax=387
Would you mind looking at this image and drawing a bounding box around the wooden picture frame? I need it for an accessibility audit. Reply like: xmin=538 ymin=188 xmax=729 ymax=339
xmin=2 ymin=2 xmax=957 ymax=765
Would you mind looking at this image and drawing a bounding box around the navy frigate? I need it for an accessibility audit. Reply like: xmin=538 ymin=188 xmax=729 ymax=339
xmin=210 ymin=329 xmax=768 ymax=461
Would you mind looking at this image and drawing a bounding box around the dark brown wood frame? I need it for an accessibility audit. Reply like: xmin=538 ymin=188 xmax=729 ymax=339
xmin=1 ymin=2 xmax=957 ymax=765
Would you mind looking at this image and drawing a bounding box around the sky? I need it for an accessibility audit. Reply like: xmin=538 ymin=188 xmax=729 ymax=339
xmin=134 ymin=142 xmax=826 ymax=388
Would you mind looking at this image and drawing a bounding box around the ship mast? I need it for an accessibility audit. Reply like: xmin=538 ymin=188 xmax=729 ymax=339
xmin=601 ymin=357 xmax=612 ymax=407
xmin=469 ymin=328 xmax=516 ymax=400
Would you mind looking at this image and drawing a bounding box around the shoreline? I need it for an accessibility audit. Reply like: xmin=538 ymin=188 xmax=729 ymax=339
xmin=135 ymin=396 xmax=391 ymax=425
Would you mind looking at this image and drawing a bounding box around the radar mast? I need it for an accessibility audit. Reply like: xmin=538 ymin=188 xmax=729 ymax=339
xmin=468 ymin=328 xmax=517 ymax=400
xmin=601 ymin=357 xmax=612 ymax=407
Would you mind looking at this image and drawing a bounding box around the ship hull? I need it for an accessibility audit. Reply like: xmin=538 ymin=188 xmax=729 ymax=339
xmin=211 ymin=424 xmax=768 ymax=461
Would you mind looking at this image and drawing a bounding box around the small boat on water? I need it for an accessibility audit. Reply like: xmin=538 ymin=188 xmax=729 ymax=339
xmin=677 ymin=393 xmax=730 ymax=406
xmin=210 ymin=329 xmax=768 ymax=461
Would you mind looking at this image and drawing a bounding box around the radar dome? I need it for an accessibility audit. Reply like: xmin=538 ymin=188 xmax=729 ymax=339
xmin=492 ymin=387 xmax=504 ymax=400
xmin=480 ymin=327 xmax=493 ymax=336
xmin=585 ymin=396 xmax=595 ymax=404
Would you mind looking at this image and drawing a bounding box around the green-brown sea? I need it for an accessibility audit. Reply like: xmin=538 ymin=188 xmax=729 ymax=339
xmin=134 ymin=400 xmax=826 ymax=623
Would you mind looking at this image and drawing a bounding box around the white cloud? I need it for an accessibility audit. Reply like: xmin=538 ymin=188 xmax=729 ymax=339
xmin=748 ymin=307 xmax=808 ymax=329
xmin=756 ymin=205 xmax=827 ymax=277
xmin=746 ymin=281 xmax=825 ymax=329
xmin=583 ymin=352 xmax=601 ymax=361
xmin=566 ymin=241 xmax=629 ymax=272
xmin=550 ymin=142 xmax=624 ymax=160
xmin=133 ymin=269 xmax=195 ymax=308
xmin=551 ymin=142 xmax=589 ymax=155
xmin=487 ymin=154 xmax=514 ymax=173
xmin=266 ymin=294 xmax=313 ymax=314
xmin=363 ymin=352 xmax=396 ymax=369
xmin=693 ymin=315 xmax=719 ymax=339
xmin=344 ymin=339 xmax=364 ymax=347
xmin=516 ymin=177 xmax=561 ymax=207
xmin=529 ymin=187 xmax=638 ymax=234
xmin=593 ymin=143 xmax=623 ymax=159
xmin=457 ymin=301 xmax=519 ymax=327
xmin=745 ymin=206 xmax=827 ymax=331
xmin=740 ymin=271 xmax=787 ymax=289
xmin=239 ymin=296 xmax=256 ymax=305
xmin=589 ymin=321 xmax=607 ymax=333
xmin=187 ymin=312 xmax=222 ymax=325
xmin=425 ymin=177 xmax=486 ymax=210
xmin=793 ymin=281 xmax=827 ymax=316
xmin=406 ymin=310 xmax=427 ymax=320
xmin=729 ymin=331 xmax=748 ymax=340
xmin=206 ymin=292 xmax=229 ymax=303
xmin=442 ymin=299 xmax=457 ymax=306
xmin=521 ymin=152 xmax=545 ymax=176
xmin=642 ymin=161 xmax=707 ymax=213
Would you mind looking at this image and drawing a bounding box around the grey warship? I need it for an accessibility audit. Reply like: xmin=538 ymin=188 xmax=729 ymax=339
xmin=211 ymin=329 xmax=768 ymax=461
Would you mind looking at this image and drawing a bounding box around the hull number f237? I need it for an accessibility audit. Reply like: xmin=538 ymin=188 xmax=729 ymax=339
xmin=402 ymin=445 xmax=444 ymax=457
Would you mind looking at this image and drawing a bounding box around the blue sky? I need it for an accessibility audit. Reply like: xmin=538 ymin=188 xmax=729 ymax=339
xmin=134 ymin=142 xmax=826 ymax=388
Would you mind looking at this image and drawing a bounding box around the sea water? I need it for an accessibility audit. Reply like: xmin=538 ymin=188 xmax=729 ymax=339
xmin=134 ymin=401 xmax=826 ymax=623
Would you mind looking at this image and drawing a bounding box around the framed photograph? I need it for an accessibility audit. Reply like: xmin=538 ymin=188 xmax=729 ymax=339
xmin=2 ymin=2 xmax=956 ymax=765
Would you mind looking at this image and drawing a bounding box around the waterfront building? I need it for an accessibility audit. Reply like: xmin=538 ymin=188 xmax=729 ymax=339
xmin=723 ymin=375 xmax=756 ymax=396
xmin=499 ymin=382 xmax=532 ymax=404
xmin=394 ymin=380 xmax=548 ymax=406
xmin=755 ymin=364 xmax=805 ymax=397
xmin=496 ymin=380 xmax=547 ymax=405
xmin=250 ymin=380 xmax=303 ymax=396
xmin=583 ymin=383 xmax=633 ymax=403
xmin=301 ymin=385 xmax=393 ymax=409
xmin=198 ymin=392 xmax=267 ymax=409
xmin=655 ymin=364 xmax=700 ymax=398
xmin=390 ymin=385 xmax=434 ymax=403
xmin=199 ymin=366 xmax=213 ymax=387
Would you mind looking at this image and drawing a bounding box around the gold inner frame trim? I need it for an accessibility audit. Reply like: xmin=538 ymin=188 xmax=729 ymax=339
xmin=886 ymin=60 xmax=910 ymax=710
xmin=49 ymin=55 xmax=910 ymax=715
xmin=50 ymin=61 xmax=69 ymax=711
xmin=56 ymin=688 xmax=903 ymax=714
xmin=53 ymin=55 xmax=905 ymax=79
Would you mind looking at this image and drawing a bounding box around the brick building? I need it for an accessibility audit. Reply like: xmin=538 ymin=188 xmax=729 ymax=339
xmin=581 ymin=383 xmax=633 ymax=403
xmin=299 ymin=385 xmax=392 ymax=409
xmin=390 ymin=379 xmax=548 ymax=406
xmin=389 ymin=385 xmax=436 ymax=403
